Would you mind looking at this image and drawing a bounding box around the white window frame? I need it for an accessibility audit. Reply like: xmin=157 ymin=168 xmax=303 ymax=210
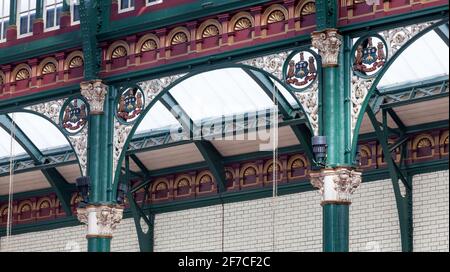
xmin=0 ymin=0 xmax=10 ymax=42
xmin=17 ymin=0 xmax=36 ymax=38
xmin=118 ymin=0 xmax=135 ymax=14
xmin=146 ymin=0 xmax=163 ymax=7
xmin=43 ymin=0 xmax=63 ymax=32
xmin=70 ymin=0 xmax=80 ymax=25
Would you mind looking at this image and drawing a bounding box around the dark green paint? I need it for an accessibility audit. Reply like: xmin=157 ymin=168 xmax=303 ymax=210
xmin=78 ymin=0 xmax=101 ymax=80
xmin=315 ymin=0 xmax=338 ymax=30
xmin=194 ymin=140 xmax=227 ymax=193
xmin=88 ymin=237 xmax=111 ymax=252
xmin=367 ymin=107 xmax=413 ymax=252
xmin=322 ymin=204 xmax=349 ymax=252
xmin=8 ymin=0 xmax=16 ymax=26
xmin=41 ymin=168 xmax=75 ymax=216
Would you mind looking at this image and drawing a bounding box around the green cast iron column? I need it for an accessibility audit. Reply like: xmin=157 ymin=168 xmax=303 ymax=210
xmin=78 ymin=0 xmax=118 ymax=252
xmin=81 ymin=80 xmax=117 ymax=252
xmin=8 ymin=0 xmax=16 ymax=25
xmin=312 ymin=0 xmax=356 ymax=253
xmin=323 ymin=204 xmax=349 ymax=252
xmin=35 ymin=0 xmax=43 ymax=19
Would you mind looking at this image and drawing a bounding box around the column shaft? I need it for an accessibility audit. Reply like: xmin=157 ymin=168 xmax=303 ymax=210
xmin=323 ymin=204 xmax=349 ymax=252
xmin=88 ymin=237 xmax=111 ymax=252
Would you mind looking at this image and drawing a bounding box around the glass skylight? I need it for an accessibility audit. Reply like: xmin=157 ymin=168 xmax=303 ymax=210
xmin=8 ymin=112 xmax=69 ymax=152
xmin=378 ymin=31 xmax=449 ymax=89
xmin=135 ymin=101 xmax=181 ymax=135
xmin=169 ymin=68 xmax=276 ymax=122
xmin=0 ymin=127 xmax=27 ymax=159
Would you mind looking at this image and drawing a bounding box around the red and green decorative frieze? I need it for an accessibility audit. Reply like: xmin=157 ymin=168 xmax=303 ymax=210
xmin=0 ymin=127 xmax=448 ymax=228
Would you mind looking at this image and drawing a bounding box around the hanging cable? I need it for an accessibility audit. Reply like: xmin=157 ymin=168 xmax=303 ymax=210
xmin=271 ymin=83 xmax=279 ymax=252
xmin=6 ymin=113 xmax=16 ymax=250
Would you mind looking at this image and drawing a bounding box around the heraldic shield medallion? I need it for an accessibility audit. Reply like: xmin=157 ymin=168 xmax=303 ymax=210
xmin=353 ymin=35 xmax=387 ymax=76
xmin=284 ymin=50 xmax=318 ymax=90
xmin=61 ymin=98 xmax=88 ymax=134
xmin=117 ymin=86 xmax=145 ymax=123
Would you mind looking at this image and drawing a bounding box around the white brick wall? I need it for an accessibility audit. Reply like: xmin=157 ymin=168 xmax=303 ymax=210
xmin=413 ymin=170 xmax=449 ymax=252
xmin=0 ymin=218 xmax=139 ymax=252
xmin=0 ymin=170 xmax=448 ymax=252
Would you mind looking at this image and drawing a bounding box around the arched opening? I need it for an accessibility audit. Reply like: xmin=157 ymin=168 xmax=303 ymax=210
xmin=115 ymin=65 xmax=313 ymax=205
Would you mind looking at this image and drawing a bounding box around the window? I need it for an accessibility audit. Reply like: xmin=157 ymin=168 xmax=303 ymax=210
xmin=119 ymin=0 xmax=135 ymax=13
xmin=71 ymin=0 xmax=80 ymax=25
xmin=17 ymin=0 xmax=36 ymax=37
xmin=0 ymin=0 xmax=10 ymax=42
xmin=44 ymin=0 xmax=63 ymax=31
xmin=146 ymin=0 xmax=162 ymax=6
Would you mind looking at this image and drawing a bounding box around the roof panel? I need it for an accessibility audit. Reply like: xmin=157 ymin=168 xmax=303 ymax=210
xmin=7 ymin=112 xmax=70 ymax=153
xmin=170 ymin=68 xmax=275 ymax=122
xmin=0 ymin=128 xmax=27 ymax=159
xmin=378 ymin=31 xmax=449 ymax=89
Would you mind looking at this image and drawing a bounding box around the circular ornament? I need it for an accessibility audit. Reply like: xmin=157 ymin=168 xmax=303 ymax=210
xmin=352 ymin=35 xmax=388 ymax=77
xmin=116 ymin=86 xmax=145 ymax=124
xmin=284 ymin=50 xmax=318 ymax=90
xmin=60 ymin=97 xmax=89 ymax=134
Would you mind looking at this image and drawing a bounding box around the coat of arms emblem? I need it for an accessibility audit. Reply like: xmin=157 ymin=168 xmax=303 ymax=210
xmin=353 ymin=37 xmax=386 ymax=75
xmin=285 ymin=51 xmax=317 ymax=89
xmin=62 ymin=98 xmax=88 ymax=133
xmin=117 ymin=87 xmax=144 ymax=122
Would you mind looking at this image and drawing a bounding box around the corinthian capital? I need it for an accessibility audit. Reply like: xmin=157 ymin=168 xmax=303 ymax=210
xmin=311 ymin=29 xmax=342 ymax=67
xmin=80 ymin=80 xmax=108 ymax=115
xmin=310 ymin=167 xmax=362 ymax=204
xmin=77 ymin=205 xmax=124 ymax=238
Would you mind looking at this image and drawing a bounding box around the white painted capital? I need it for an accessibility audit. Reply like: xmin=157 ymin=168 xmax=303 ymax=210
xmin=310 ymin=167 xmax=362 ymax=204
xmin=80 ymin=80 xmax=108 ymax=115
xmin=77 ymin=205 xmax=124 ymax=238
xmin=311 ymin=29 xmax=342 ymax=67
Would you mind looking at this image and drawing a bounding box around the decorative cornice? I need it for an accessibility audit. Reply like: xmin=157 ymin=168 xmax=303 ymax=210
xmin=310 ymin=167 xmax=362 ymax=203
xmin=77 ymin=204 xmax=124 ymax=238
xmin=80 ymin=80 xmax=108 ymax=115
xmin=311 ymin=28 xmax=342 ymax=68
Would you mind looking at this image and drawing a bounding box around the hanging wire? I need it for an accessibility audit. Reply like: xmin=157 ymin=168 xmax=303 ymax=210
xmin=271 ymin=83 xmax=279 ymax=252
xmin=6 ymin=113 xmax=16 ymax=250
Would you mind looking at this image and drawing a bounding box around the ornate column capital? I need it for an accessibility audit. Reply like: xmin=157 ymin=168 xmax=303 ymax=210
xmin=80 ymin=80 xmax=108 ymax=115
xmin=77 ymin=204 xmax=124 ymax=238
xmin=311 ymin=28 xmax=342 ymax=68
xmin=310 ymin=167 xmax=362 ymax=204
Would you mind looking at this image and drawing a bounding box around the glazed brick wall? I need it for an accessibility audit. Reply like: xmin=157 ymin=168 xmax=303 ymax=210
xmin=0 ymin=218 xmax=139 ymax=252
xmin=152 ymin=178 xmax=403 ymax=252
xmin=0 ymin=170 xmax=448 ymax=252
xmin=413 ymin=170 xmax=449 ymax=252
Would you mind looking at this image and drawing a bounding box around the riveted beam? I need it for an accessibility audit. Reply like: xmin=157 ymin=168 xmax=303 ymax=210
xmin=194 ymin=140 xmax=227 ymax=193
xmin=0 ymin=115 xmax=46 ymax=164
xmin=130 ymin=154 xmax=150 ymax=178
xmin=243 ymin=69 xmax=315 ymax=164
xmin=374 ymin=77 xmax=449 ymax=111
xmin=435 ymin=23 xmax=449 ymax=46
xmin=0 ymin=115 xmax=74 ymax=216
xmin=125 ymin=155 xmax=154 ymax=252
xmin=160 ymin=92 xmax=196 ymax=139
xmin=366 ymin=106 xmax=413 ymax=252
xmin=79 ymin=0 xmax=102 ymax=80
xmin=160 ymin=92 xmax=228 ymax=193
xmin=244 ymin=69 xmax=297 ymax=120
xmin=41 ymin=168 xmax=75 ymax=216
